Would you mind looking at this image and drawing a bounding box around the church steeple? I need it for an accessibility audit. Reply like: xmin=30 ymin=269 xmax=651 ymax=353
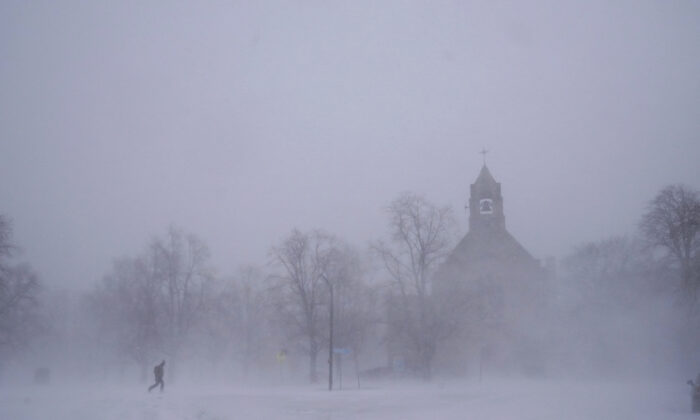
xmin=469 ymin=164 xmax=506 ymax=232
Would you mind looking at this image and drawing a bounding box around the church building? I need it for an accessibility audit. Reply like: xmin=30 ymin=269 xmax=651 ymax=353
xmin=434 ymin=164 xmax=548 ymax=376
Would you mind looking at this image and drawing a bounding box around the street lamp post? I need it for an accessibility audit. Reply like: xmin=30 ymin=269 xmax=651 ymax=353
xmin=322 ymin=273 xmax=334 ymax=391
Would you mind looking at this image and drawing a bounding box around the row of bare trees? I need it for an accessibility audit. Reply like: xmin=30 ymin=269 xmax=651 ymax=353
xmin=77 ymin=192 xmax=455 ymax=383
xmin=265 ymin=193 xmax=462 ymax=383
xmin=3 ymin=182 xmax=697 ymax=382
xmin=79 ymin=183 xmax=700 ymax=382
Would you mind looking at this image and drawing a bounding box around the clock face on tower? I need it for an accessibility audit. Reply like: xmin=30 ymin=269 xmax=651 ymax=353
xmin=479 ymin=199 xmax=493 ymax=214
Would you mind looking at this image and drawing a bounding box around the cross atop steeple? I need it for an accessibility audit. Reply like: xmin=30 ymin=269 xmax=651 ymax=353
xmin=479 ymin=148 xmax=489 ymax=166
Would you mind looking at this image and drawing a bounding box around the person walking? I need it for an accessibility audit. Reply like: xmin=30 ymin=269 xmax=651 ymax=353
xmin=148 ymin=360 xmax=165 ymax=392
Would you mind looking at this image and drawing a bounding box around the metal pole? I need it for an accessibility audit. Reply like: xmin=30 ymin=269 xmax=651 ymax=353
xmin=328 ymin=282 xmax=334 ymax=391
xmin=354 ymin=350 xmax=361 ymax=389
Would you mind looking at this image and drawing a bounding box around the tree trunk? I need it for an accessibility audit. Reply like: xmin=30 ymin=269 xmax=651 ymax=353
xmin=328 ymin=284 xmax=334 ymax=391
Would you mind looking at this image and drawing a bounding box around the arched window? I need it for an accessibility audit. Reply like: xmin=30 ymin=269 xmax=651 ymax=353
xmin=479 ymin=199 xmax=493 ymax=214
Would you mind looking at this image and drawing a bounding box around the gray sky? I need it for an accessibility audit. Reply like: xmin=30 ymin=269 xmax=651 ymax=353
xmin=1 ymin=1 xmax=698 ymax=290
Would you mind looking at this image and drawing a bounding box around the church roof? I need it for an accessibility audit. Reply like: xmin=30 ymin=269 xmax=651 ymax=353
xmin=445 ymin=226 xmax=538 ymax=268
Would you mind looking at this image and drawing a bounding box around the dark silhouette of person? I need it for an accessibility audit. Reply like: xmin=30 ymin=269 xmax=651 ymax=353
xmin=148 ymin=360 xmax=165 ymax=392
xmin=688 ymin=374 xmax=700 ymax=412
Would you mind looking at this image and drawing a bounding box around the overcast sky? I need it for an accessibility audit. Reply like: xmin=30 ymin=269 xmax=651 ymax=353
xmin=1 ymin=1 xmax=698 ymax=290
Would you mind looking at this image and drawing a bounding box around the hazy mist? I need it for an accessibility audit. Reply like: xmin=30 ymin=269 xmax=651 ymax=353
xmin=1 ymin=1 xmax=698 ymax=290
xmin=1 ymin=1 xmax=699 ymax=419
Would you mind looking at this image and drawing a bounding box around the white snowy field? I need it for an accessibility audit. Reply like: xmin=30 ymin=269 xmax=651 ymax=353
xmin=0 ymin=379 xmax=696 ymax=420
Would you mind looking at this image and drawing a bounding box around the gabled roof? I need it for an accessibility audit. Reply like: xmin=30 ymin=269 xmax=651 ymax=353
xmin=444 ymin=226 xmax=538 ymax=268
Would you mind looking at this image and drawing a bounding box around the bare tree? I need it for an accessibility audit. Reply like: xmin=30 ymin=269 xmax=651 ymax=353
xmin=87 ymin=226 xmax=214 ymax=381
xmin=270 ymin=229 xmax=338 ymax=383
xmin=208 ymin=265 xmax=271 ymax=377
xmin=0 ymin=215 xmax=41 ymax=358
xmin=0 ymin=216 xmax=13 ymax=262
xmin=149 ymin=226 xmax=214 ymax=379
xmin=640 ymin=184 xmax=700 ymax=300
xmin=321 ymin=245 xmax=378 ymax=389
xmin=563 ymin=236 xmax=657 ymax=308
xmin=0 ymin=263 xmax=41 ymax=353
xmin=374 ymin=193 xmax=456 ymax=380
xmin=555 ymin=236 xmax=663 ymax=374
xmin=89 ymin=256 xmax=161 ymax=381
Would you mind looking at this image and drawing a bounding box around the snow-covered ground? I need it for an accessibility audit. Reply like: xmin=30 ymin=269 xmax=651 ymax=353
xmin=0 ymin=379 xmax=695 ymax=420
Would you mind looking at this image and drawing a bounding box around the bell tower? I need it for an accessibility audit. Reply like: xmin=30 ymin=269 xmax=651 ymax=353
xmin=468 ymin=165 xmax=506 ymax=232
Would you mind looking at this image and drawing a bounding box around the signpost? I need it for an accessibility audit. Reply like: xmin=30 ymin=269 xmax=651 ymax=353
xmin=333 ymin=348 xmax=351 ymax=390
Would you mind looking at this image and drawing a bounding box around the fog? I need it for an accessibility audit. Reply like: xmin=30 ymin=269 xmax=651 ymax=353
xmin=1 ymin=1 xmax=699 ymax=419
